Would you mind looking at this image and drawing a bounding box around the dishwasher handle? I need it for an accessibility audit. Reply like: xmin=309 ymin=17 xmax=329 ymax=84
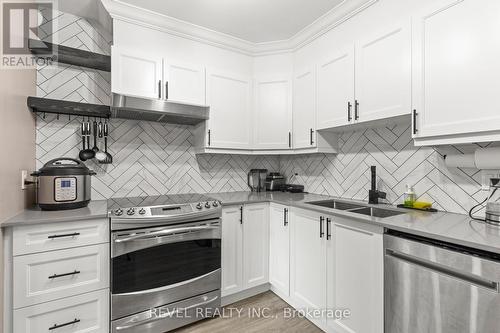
xmin=386 ymin=248 xmax=500 ymax=293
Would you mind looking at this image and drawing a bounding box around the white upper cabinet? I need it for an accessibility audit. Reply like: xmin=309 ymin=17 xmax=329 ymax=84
xmin=413 ymin=0 xmax=500 ymax=144
xmin=111 ymin=46 xmax=163 ymax=99
xmin=316 ymin=46 xmax=355 ymax=130
xmin=253 ymin=75 xmax=292 ymax=149
xmin=206 ymin=69 xmax=253 ymax=149
xmin=111 ymin=46 xmax=206 ymax=105
xmin=293 ymin=68 xmax=317 ymax=149
xmin=355 ymin=20 xmax=412 ymax=123
xmin=163 ymin=61 xmax=206 ymax=105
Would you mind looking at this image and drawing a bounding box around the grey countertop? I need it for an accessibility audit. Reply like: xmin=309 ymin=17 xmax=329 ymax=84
xmin=4 ymin=191 xmax=500 ymax=255
xmin=211 ymin=191 xmax=500 ymax=255
xmin=1 ymin=200 xmax=108 ymax=227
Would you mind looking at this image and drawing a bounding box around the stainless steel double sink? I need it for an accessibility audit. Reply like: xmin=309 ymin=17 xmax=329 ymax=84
xmin=306 ymin=199 xmax=407 ymax=219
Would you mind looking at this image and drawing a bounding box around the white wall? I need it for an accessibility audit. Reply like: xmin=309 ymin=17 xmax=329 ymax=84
xmin=0 ymin=67 xmax=36 ymax=333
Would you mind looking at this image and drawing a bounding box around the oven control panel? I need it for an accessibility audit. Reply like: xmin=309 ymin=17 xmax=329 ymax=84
xmin=111 ymin=201 xmax=222 ymax=218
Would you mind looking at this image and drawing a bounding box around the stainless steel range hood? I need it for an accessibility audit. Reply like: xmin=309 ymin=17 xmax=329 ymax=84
xmin=111 ymin=93 xmax=209 ymax=125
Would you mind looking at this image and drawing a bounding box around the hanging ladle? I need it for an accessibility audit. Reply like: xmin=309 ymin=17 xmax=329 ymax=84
xmin=79 ymin=119 xmax=95 ymax=161
xmin=100 ymin=120 xmax=113 ymax=164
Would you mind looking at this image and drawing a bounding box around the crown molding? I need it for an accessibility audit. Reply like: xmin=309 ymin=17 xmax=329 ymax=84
xmin=101 ymin=0 xmax=378 ymax=56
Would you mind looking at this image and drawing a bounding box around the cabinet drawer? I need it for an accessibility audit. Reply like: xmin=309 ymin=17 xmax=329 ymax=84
xmin=13 ymin=289 xmax=109 ymax=333
xmin=14 ymin=244 xmax=109 ymax=309
xmin=13 ymin=219 xmax=109 ymax=256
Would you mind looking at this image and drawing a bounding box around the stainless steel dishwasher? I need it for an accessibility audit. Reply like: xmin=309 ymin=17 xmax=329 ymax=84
xmin=384 ymin=230 xmax=500 ymax=333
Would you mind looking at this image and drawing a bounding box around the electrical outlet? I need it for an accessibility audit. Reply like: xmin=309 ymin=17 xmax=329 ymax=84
xmin=21 ymin=170 xmax=28 ymax=190
xmin=481 ymin=170 xmax=500 ymax=191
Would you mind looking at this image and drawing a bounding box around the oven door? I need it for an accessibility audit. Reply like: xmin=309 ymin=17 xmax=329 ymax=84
xmin=111 ymin=219 xmax=221 ymax=320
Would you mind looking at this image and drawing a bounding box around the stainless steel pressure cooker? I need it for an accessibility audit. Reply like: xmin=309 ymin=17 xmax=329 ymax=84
xmin=31 ymin=158 xmax=96 ymax=210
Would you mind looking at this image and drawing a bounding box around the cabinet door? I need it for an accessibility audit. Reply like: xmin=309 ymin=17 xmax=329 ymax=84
xmin=206 ymin=70 xmax=252 ymax=149
xmin=413 ymin=0 xmax=500 ymax=139
xmin=327 ymin=220 xmax=383 ymax=333
xmin=290 ymin=208 xmax=326 ymax=313
xmin=293 ymin=68 xmax=317 ymax=149
xmin=269 ymin=204 xmax=290 ymax=297
xmin=355 ymin=21 xmax=411 ymax=123
xmin=242 ymin=204 xmax=269 ymax=289
xmin=253 ymin=75 xmax=292 ymax=149
xmin=164 ymin=61 xmax=206 ymax=105
xmin=317 ymin=47 xmax=355 ymax=129
xmin=13 ymin=289 xmax=109 ymax=333
xmin=111 ymin=45 xmax=163 ymax=99
xmin=221 ymin=206 xmax=243 ymax=296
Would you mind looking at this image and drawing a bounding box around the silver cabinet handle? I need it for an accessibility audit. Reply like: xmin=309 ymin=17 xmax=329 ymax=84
xmin=114 ymin=225 xmax=219 ymax=243
xmin=158 ymin=80 xmax=162 ymax=99
xmin=386 ymin=249 xmax=500 ymax=292
xmin=115 ymin=295 xmax=219 ymax=331
xmin=347 ymin=101 xmax=352 ymax=122
xmin=165 ymin=81 xmax=169 ymax=100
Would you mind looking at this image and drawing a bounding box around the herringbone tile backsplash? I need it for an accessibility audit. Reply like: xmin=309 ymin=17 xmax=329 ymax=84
xmin=281 ymin=126 xmax=498 ymax=215
xmin=36 ymin=11 xmax=496 ymax=215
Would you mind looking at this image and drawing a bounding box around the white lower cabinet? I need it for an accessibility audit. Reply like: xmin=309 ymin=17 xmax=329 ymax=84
xmin=206 ymin=203 xmax=385 ymax=332
xmin=13 ymin=289 xmax=109 ymax=333
xmin=9 ymin=221 xmax=110 ymax=333
xmin=243 ymin=204 xmax=270 ymax=288
xmin=13 ymin=244 xmax=109 ymax=309
xmin=221 ymin=203 xmax=269 ymax=297
xmin=289 ymin=208 xmax=327 ymax=323
xmin=221 ymin=206 xmax=244 ymax=296
xmin=13 ymin=218 xmax=109 ymax=256
xmin=326 ymin=218 xmax=384 ymax=333
xmin=268 ymin=204 xmax=290 ymax=297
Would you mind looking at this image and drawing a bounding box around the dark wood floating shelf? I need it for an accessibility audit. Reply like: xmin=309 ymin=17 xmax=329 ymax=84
xmin=29 ymin=39 xmax=111 ymax=72
xmin=27 ymin=96 xmax=111 ymax=118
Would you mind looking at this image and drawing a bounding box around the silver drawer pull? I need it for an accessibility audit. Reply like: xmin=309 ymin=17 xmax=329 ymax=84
xmin=49 ymin=318 xmax=80 ymax=330
xmin=386 ymin=249 xmax=500 ymax=292
xmin=48 ymin=270 xmax=81 ymax=279
xmin=47 ymin=232 xmax=80 ymax=239
xmin=115 ymin=295 xmax=219 ymax=331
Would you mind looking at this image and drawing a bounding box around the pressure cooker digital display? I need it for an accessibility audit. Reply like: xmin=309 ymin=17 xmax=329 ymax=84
xmin=54 ymin=177 xmax=77 ymax=202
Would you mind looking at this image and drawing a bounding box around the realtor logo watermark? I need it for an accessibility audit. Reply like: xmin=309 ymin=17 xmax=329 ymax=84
xmin=1 ymin=0 xmax=56 ymax=68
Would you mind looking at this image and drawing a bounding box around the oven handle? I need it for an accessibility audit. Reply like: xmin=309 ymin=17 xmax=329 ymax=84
xmin=114 ymin=269 xmax=220 ymax=297
xmin=114 ymin=295 xmax=219 ymax=331
xmin=114 ymin=225 xmax=220 ymax=243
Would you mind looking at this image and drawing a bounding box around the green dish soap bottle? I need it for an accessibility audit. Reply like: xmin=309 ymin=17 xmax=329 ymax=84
xmin=404 ymin=185 xmax=416 ymax=208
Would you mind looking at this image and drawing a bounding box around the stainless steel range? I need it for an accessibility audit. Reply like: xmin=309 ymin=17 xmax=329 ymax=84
xmin=108 ymin=194 xmax=222 ymax=333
